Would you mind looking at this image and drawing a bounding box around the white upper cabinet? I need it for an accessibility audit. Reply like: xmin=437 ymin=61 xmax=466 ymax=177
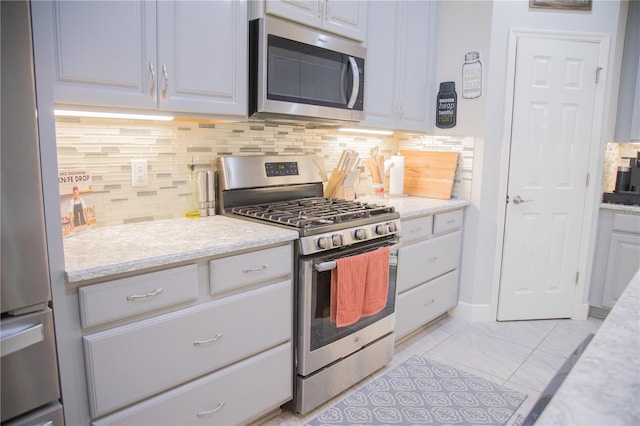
xmin=31 ymin=0 xmax=247 ymax=118
xmin=264 ymin=0 xmax=367 ymax=41
xmin=614 ymin=0 xmax=640 ymax=141
xmin=361 ymin=0 xmax=438 ymax=133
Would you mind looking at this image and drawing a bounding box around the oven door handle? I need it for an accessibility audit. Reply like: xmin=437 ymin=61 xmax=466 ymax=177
xmin=313 ymin=241 xmax=402 ymax=272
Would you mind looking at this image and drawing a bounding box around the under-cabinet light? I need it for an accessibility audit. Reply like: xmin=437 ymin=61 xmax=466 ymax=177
xmin=54 ymin=109 xmax=174 ymax=121
xmin=338 ymin=127 xmax=394 ymax=136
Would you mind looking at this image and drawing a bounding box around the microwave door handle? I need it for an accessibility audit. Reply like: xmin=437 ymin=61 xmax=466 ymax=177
xmin=347 ymin=56 xmax=359 ymax=109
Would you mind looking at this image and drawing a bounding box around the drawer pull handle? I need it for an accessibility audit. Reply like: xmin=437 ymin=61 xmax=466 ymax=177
xmin=426 ymin=256 xmax=438 ymax=263
xmin=197 ymin=401 xmax=225 ymax=417
xmin=424 ymin=298 xmax=435 ymax=306
xmin=410 ymin=227 xmax=422 ymax=233
xmin=242 ymin=264 xmax=268 ymax=273
xmin=446 ymin=219 xmax=456 ymax=224
xmin=193 ymin=333 xmax=223 ymax=346
xmin=126 ymin=287 xmax=163 ymax=301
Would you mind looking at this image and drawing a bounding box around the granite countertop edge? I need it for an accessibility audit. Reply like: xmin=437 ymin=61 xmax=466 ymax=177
xmin=536 ymin=269 xmax=640 ymax=425
xmin=599 ymin=202 xmax=640 ymax=214
xmin=63 ymin=197 xmax=470 ymax=283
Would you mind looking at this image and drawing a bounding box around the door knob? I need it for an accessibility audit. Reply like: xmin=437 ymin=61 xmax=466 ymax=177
xmin=512 ymin=195 xmax=533 ymax=205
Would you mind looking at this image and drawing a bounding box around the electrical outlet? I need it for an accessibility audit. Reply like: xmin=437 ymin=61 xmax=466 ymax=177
xmin=131 ymin=159 xmax=148 ymax=186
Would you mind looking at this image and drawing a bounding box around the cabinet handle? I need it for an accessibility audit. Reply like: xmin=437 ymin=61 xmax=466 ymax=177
xmin=196 ymin=402 xmax=225 ymax=417
xmin=446 ymin=219 xmax=456 ymax=224
xmin=193 ymin=333 xmax=223 ymax=346
xmin=162 ymin=65 xmax=169 ymax=96
xmin=148 ymin=62 xmax=156 ymax=96
xmin=126 ymin=287 xmax=163 ymax=301
xmin=409 ymin=227 xmax=422 ymax=233
xmin=424 ymin=298 xmax=435 ymax=306
xmin=426 ymin=256 xmax=438 ymax=263
xmin=242 ymin=264 xmax=268 ymax=273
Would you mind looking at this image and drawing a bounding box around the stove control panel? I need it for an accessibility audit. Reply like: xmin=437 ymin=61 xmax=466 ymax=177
xmin=265 ymin=161 xmax=299 ymax=177
xmin=300 ymin=219 xmax=401 ymax=255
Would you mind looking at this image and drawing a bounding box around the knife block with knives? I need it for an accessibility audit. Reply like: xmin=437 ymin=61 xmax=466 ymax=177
xmin=324 ymin=150 xmax=360 ymax=199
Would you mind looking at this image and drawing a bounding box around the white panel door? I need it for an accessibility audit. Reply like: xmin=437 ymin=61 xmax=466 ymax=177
xmin=157 ymin=0 xmax=247 ymax=116
xmin=497 ymin=37 xmax=600 ymax=320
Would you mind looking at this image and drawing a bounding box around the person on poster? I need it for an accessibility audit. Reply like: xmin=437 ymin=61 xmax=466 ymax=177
xmin=68 ymin=185 xmax=88 ymax=229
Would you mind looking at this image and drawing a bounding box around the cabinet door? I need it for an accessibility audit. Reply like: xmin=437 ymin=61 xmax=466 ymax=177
xmin=323 ymin=0 xmax=367 ymax=41
xmin=265 ymin=0 xmax=322 ymax=29
xmin=394 ymin=0 xmax=437 ymax=133
xmin=361 ymin=1 xmax=398 ymax=129
xmin=359 ymin=0 xmax=436 ymax=132
xmin=157 ymin=0 xmax=247 ymax=116
xmin=32 ymin=0 xmax=157 ymax=110
xmin=602 ymin=232 xmax=640 ymax=308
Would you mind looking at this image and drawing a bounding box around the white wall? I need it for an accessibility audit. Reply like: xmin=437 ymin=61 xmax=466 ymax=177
xmin=439 ymin=0 xmax=628 ymax=320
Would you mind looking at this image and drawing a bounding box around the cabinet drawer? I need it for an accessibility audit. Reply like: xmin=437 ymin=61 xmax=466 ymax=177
xmin=396 ymin=270 xmax=459 ymax=340
xmin=397 ymin=231 xmax=461 ymax=293
xmin=209 ymin=244 xmax=292 ymax=294
xmin=78 ymin=265 xmax=198 ymax=328
xmin=83 ymin=280 xmax=292 ymax=417
xmin=433 ymin=209 xmax=463 ymax=234
xmin=398 ymin=215 xmax=433 ymax=243
xmin=92 ymin=342 xmax=292 ymax=426
xmin=612 ymin=213 xmax=640 ymax=234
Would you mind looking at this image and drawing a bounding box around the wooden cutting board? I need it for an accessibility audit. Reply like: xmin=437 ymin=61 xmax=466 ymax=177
xmin=400 ymin=150 xmax=459 ymax=199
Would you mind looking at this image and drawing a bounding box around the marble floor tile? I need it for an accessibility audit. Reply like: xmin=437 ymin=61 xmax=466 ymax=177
xmin=261 ymin=315 xmax=597 ymax=425
xmin=507 ymin=349 xmax=566 ymax=392
xmin=423 ymin=324 xmax=532 ymax=380
xmin=537 ymin=323 xmax=597 ymax=358
xmin=466 ymin=319 xmax=557 ymax=349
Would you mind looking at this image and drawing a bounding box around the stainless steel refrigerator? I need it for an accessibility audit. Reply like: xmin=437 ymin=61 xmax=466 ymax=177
xmin=1 ymin=1 xmax=64 ymax=424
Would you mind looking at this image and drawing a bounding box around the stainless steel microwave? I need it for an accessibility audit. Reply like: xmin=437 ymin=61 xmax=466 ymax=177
xmin=249 ymin=16 xmax=366 ymax=125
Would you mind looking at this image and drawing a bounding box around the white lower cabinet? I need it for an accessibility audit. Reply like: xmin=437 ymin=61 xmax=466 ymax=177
xmin=395 ymin=209 xmax=464 ymax=340
xmin=77 ymin=243 xmax=294 ymax=425
xmin=92 ymin=342 xmax=292 ymax=426
xmin=396 ymin=271 xmax=459 ymax=339
xmin=590 ymin=210 xmax=640 ymax=310
xmin=84 ymin=279 xmax=292 ymax=417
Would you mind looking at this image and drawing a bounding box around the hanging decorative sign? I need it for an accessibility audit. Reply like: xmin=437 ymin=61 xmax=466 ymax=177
xmin=462 ymin=51 xmax=482 ymax=99
xmin=436 ymin=81 xmax=457 ymax=129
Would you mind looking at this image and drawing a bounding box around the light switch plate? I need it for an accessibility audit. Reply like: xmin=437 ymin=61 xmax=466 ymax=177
xmin=131 ymin=159 xmax=148 ymax=186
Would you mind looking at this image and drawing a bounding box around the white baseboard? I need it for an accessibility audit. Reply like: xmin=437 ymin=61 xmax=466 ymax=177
xmin=449 ymin=302 xmax=495 ymax=322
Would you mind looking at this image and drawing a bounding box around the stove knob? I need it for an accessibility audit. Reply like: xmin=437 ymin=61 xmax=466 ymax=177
xmin=331 ymin=234 xmax=344 ymax=247
xmin=387 ymin=222 xmax=398 ymax=233
xmin=375 ymin=224 xmax=390 ymax=235
xmin=317 ymin=236 xmax=333 ymax=250
xmin=354 ymin=228 xmax=368 ymax=240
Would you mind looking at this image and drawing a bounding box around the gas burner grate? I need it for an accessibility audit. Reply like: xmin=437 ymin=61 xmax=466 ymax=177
xmin=231 ymin=197 xmax=395 ymax=229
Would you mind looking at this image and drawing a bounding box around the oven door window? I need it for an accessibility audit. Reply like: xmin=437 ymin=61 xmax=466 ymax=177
xmin=267 ymin=35 xmax=363 ymax=111
xmin=309 ymin=243 xmax=397 ymax=352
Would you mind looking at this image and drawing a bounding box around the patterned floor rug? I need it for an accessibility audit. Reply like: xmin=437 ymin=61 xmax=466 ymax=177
xmin=307 ymin=355 xmax=528 ymax=425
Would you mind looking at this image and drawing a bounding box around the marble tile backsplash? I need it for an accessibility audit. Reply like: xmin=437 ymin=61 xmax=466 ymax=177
xmin=603 ymin=142 xmax=640 ymax=193
xmin=55 ymin=117 xmax=474 ymax=227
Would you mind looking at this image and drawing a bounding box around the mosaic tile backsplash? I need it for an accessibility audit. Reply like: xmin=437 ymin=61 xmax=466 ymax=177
xmin=55 ymin=117 xmax=474 ymax=227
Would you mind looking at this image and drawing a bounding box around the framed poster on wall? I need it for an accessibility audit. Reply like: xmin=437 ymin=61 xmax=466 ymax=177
xmin=529 ymin=0 xmax=592 ymax=11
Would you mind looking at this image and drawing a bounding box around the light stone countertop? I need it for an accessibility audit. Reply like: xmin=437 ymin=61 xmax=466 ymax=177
xmin=63 ymin=197 xmax=470 ymax=284
xmin=63 ymin=215 xmax=298 ymax=283
xmin=536 ymin=269 xmax=640 ymax=425
xmin=357 ymin=195 xmax=471 ymax=218
xmin=600 ymin=202 xmax=640 ymax=215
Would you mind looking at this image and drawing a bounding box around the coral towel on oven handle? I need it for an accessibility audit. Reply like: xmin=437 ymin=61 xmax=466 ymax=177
xmin=330 ymin=246 xmax=391 ymax=327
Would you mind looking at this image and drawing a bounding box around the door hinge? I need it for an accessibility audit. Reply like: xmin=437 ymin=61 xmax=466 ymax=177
xmin=596 ymin=67 xmax=603 ymax=83
xmin=575 ymin=271 xmax=580 ymax=285
xmin=506 ymin=195 xmax=509 ymax=204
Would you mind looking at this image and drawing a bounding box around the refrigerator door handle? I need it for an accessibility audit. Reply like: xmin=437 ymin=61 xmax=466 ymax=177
xmin=1 ymin=323 xmax=44 ymax=357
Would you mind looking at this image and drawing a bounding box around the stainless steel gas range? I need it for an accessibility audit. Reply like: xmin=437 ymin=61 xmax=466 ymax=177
xmin=216 ymin=155 xmax=400 ymax=414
